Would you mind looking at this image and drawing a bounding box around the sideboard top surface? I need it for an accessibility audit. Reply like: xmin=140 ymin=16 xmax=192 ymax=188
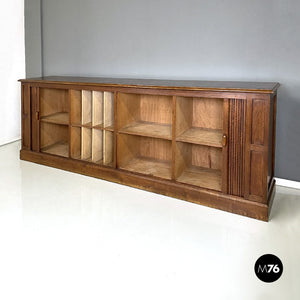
xmin=19 ymin=76 xmax=279 ymax=94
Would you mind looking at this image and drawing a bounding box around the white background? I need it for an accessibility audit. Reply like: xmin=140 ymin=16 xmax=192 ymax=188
xmin=0 ymin=0 xmax=25 ymax=145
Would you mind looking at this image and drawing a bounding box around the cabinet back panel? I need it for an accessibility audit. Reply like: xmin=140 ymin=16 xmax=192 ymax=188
xmin=70 ymin=90 xmax=81 ymax=124
xmin=140 ymin=95 xmax=172 ymax=124
xmin=40 ymin=122 xmax=68 ymax=148
xmin=117 ymin=93 xmax=140 ymax=129
xmin=192 ymin=98 xmax=223 ymax=130
xmin=139 ymin=137 xmax=172 ymax=161
xmin=192 ymin=144 xmax=222 ymax=170
xmin=40 ymin=88 xmax=68 ymax=116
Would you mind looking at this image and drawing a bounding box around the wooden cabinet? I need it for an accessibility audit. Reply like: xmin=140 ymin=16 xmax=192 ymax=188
xmin=19 ymin=77 xmax=279 ymax=221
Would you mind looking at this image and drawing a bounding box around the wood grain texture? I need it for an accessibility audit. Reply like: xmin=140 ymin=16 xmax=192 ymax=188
xmin=176 ymin=127 xmax=222 ymax=147
xmin=192 ymin=98 xmax=223 ymax=130
xmin=41 ymin=141 xmax=69 ymax=157
xmin=119 ymin=121 xmax=172 ymax=140
xmin=245 ymin=96 xmax=270 ymax=203
xmin=120 ymin=157 xmax=172 ymax=180
xmin=40 ymin=122 xmax=69 ymax=155
xmin=103 ymin=130 xmax=114 ymax=166
xmin=251 ymin=99 xmax=265 ymax=145
xmin=175 ymin=96 xmax=192 ymax=136
xmin=92 ymin=91 xmax=103 ymax=127
xmin=117 ymin=134 xmax=172 ymax=179
xmin=20 ymin=149 xmax=272 ymax=221
xmin=31 ymin=87 xmax=39 ymax=151
xmin=140 ymin=95 xmax=172 ymax=124
xmin=70 ymin=126 xmax=81 ymax=159
xmin=21 ymin=84 xmax=31 ymax=150
xmin=81 ymin=127 xmax=92 ymax=160
xmin=250 ymin=151 xmax=264 ymax=197
xmin=19 ymin=76 xmax=280 ymax=94
xmin=41 ymin=112 xmax=69 ymax=125
xmin=192 ymin=144 xmax=222 ymax=170
xmin=117 ymin=93 xmax=140 ymax=130
xmin=82 ymin=90 xmax=92 ymax=125
xmin=177 ymin=166 xmax=222 ymax=191
xmin=40 ymin=88 xmax=68 ymax=117
xmin=228 ymin=98 xmax=246 ymax=197
xmin=222 ymin=99 xmax=229 ymax=194
xmin=92 ymin=129 xmax=103 ymax=163
xmin=175 ymin=142 xmax=222 ymax=191
xmin=20 ymin=78 xmax=278 ymax=221
xmin=104 ymin=92 xmax=114 ymax=128
xmin=70 ymin=89 xmax=81 ymax=124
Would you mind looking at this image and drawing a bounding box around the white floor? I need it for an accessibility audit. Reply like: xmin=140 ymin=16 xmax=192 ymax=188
xmin=0 ymin=141 xmax=299 ymax=300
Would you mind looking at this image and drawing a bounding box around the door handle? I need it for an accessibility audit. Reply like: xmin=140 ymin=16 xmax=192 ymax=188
xmin=222 ymin=134 xmax=227 ymax=147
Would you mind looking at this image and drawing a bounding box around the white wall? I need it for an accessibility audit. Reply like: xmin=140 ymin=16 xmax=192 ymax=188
xmin=0 ymin=0 xmax=25 ymax=145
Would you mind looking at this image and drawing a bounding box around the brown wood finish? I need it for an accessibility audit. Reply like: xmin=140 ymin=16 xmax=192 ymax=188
xmin=21 ymin=84 xmax=31 ymax=150
xmin=19 ymin=76 xmax=279 ymax=94
xmin=20 ymin=149 xmax=272 ymax=221
xmin=221 ymin=99 xmax=229 ymax=194
xmin=19 ymin=77 xmax=279 ymax=221
xmin=31 ymin=86 xmax=39 ymax=152
xmin=228 ymin=98 xmax=246 ymax=197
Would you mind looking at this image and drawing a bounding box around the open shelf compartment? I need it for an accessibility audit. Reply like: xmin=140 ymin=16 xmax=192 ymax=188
xmin=70 ymin=126 xmax=114 ymax=166
xmin=70 ymin=90 xmax=114 ymax=129
xmin=117 ymin=93 xmax=172 ymax=140
xmin=40 ymin=88 xmax=69 ymax=125
xmin=175 ymin=142 xmax=222 ymax=191
xmin=117 ymin=134 xmax=172 ymax=180
xmin=40 ymin=122 xmax=69 ymax=157
xmin=176 ymin=96 xmax=223 ymax=147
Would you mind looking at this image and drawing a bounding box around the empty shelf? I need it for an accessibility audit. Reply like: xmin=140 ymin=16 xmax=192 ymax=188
xmin=119 ymin=157 xmax=171 ymax=180
xmin=41 ymin=141 xmax=69 ymax=157
xmin=176 ymin=127 xmax=222 ymax=147
xmin=41 ymin=112 xmax=69 ymax=125
xmin=177 ymin=166 xmax=222 ymax=191
xmin=119 ymin=122 xmax=172 ymax=140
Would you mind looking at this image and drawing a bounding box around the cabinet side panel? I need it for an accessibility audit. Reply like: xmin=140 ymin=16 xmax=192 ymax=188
xmin=21 ymin=84 xmax=31 ymax=150
xmin=228 ymin=98 xmax=246 ymax=197
xmin=246 ymin=96 xmax=270 ymax=203
xmin=268 ymin=94 xmax=276 ymax=190
xmin=251 ymin=99 xmax=265 ymax=145
xmin=250 ymin=151 xmax=264 ymax=196
xmin=31 ymin=87 xmax=40 ymax=151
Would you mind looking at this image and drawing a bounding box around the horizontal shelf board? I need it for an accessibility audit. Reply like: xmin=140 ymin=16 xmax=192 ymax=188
xmin=119 ymin=157 xmax=171 ymax=180
xmin=41 ymin=112 xmax=69 ymax=125
xmin=93 ymin=123 xmax=104 ymax=129
xmin=71 ymin=123 xmax=105 ymax=129
xmin=176 ymin=127 xmax=222 ymax=147
xmin=119 ymin=122 xmax=172 ymax=140
xmin=104 ymin=125 xmax=114 ymax=132
xmin=41 ymin=141 xmax=69 ymax=158
xmin=177 ymin=166 xmax=221 ymax=191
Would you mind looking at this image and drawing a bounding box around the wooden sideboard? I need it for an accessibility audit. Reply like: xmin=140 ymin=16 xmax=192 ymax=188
xmin=19 ymin=76 xmax=279 ymax=221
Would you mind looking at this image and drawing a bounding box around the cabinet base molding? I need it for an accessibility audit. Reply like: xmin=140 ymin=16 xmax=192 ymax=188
xmin=20 ymin=149 xmax=274 ymax=221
